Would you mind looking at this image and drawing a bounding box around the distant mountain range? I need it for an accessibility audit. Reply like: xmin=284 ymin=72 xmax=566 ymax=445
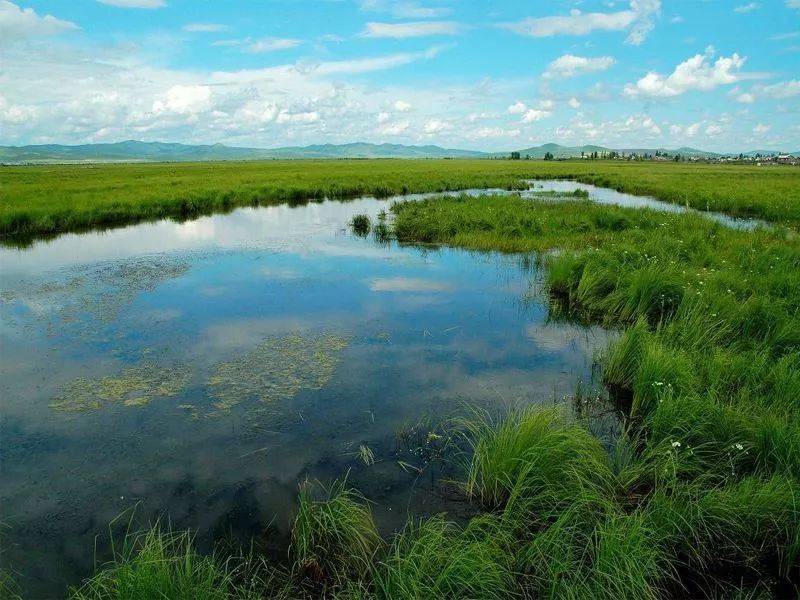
xmin=0 ymin=140 xmax=795 ymax=164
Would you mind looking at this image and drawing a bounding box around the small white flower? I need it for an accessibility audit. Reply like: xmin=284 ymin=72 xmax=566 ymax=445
xmin=734 ymin=443 xmax=744 ymax=451
xmin=671 ymin=441 xmax=682 ymax=448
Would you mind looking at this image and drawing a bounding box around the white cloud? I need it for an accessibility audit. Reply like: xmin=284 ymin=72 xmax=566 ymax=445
xmin=423 ymin=118 xmax=450 ymax=133
xmin=152 ymin=85 xmax=212 ymax=114
xmin=686 ymin=122 xmax=700 ymax=137
xmin=544 ymin=54 xmax=615 ymax=78
xmin=360 ymin=1 xmax=452 ymax=19
xmin=753 ymin=123 xmax=771 ymax=134
xmin=311 ymin=45 xmax=448 ymax=75
xmin=734 ymin=3 xmax=760 ymax=13
xmin=521 ymin=109 xmax=551 ymax=122
xmin=0 ymin=1 xmax=79 ymax=47
xmin=568 ymin=97 xmax=581 ymax=109
xmin=394 ymin=100 xmax=412 ymax=112
xmin=97 ymin=0 xmax=166 ymax=7
xmin=182 ymin=23 xmax=229 ymax=33
xmin=507 ymin=101 xmax=527 ymax=114
xmin=624 ymin=48 xmax=746 ymax=98
xmin=379 ymin=120 xmax=410 ymax=135
xmin=728 ymin=87 xmax=756 ymax=103
xmin=247 ymin=38 xmax=302 ymax=53
xmin=376 ymin=112 xmax=391 ymax=123
xmin=467 ymin=127 xmax=521 ymax=140
xmin=361 ymin=21 xmax=460 ymax=38
xmin=276 ymin=109 xmax=319 ymax=124
xmin=705 ymin=124 xmax=724 ymax=136
xmin=502 ymin=0 xmax=660 ymax=45
xmin=751 ymin=79 xmax=800 ymax=99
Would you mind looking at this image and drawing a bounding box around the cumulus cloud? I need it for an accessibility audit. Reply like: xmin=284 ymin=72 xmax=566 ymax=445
xmin=624 ymin=48 xmax=746 ymax=98
xmin=568 ymin=97 xmax=581 ymax=109
xmin=394 ymin=100 xmax=412 ymax=112
xmin=361 ymin=21 xmax=460 ymax=38
xmin=0 ymin=0 xmax=79 ymax=47
xmin=152 ymin=85 xmax=212 ymax=114
xmin=507 ymin=101 xmax=527 ymax=114
xmin=753 ymin=123 xmax=771 ymax=134
xmin=502 ymin=0 xmax=660 ymax=45
xmin=734 ymin=3 xmax=760 ymax=13
xmin=521 ymin=109 xmax=551 ymax=123
xmin=97 ymin=0 xmax=166 ymax=7
xmin=544 ymin=54 xmax=615 ymax=78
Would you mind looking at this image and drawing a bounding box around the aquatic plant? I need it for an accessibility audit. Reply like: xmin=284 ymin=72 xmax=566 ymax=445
xmin=291 ymin=479 xmax=381 ymax=587
xmin=50 ymin=362 xmax=191 ymax=412
xmin=351 ymin=214 xmax=371 ymax=236
xmin=208 ymin=333 xmax=349 ymax=411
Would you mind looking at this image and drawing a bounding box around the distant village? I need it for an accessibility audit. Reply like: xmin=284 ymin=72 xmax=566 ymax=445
xmin=506 ymin=150 xmax=798 ymax=165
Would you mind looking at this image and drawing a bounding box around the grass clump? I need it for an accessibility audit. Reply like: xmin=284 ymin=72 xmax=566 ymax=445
xmin=68 ymin=525 xmax=232 ymax=600
xmin=351 ymin=213 xmax=371 ymax=236
xmin=375 ymin=515 xmax=515 ymax=600
xmin=462 ymin=405 xmax=613 ymax=512
xmin=291 ymin=478 xmax=381 ymax=588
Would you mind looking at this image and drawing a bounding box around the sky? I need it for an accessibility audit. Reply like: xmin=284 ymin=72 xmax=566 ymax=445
xmin=1 ymin=0 xmax=799 ymax=152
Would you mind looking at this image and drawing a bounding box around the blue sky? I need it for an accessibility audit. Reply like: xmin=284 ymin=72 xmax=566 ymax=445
xmin=1 ymin=0 xmax=798 ymax=151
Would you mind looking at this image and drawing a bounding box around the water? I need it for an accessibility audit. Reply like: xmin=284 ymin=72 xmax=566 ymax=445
xmin=0 ymin=194 xmax=615 ymax=597
xmin=524 ymin=180 xmax=767 ymax=230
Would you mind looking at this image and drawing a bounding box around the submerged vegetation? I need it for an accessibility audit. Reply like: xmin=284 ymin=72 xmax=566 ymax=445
xmin=208 ymin=333 xmax=350 ymax=411
xmin=50 ymin=362 xmax=191 ymax=412
xmin=2 ymin=160 xmax=799 ymax=240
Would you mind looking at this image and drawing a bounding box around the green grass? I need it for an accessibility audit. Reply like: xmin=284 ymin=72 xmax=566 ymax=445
xmin=2 ymin=160 xmax=799 ymax=239
xmin=68 ymin=525 xmax=233 ymax=600
xmin=291 ymin=479 xmax=382 ymax=589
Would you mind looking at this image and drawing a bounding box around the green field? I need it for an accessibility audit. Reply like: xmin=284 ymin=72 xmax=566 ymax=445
xmin=3 ymin=161 xmax=799 ymax=598
xmin=1 ymin=160 xmax=799 ymax=239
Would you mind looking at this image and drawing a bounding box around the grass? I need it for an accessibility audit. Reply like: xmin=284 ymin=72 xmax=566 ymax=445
xmin=68 ymin=525 xmax=234 ymax=600
xmin=291 ymin=479 xmax=381 ymax=589
xmin=2 ymin=160 xmax=800 ymax=240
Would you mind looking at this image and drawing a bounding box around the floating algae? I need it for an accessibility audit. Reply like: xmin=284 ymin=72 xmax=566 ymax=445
xmin=50 ymin=362 xmax=190 ymax=412
xmin=1 ymin=255 xmax=190 ymax=334
xmin=208 ymin=333 xmax=350 ymax=411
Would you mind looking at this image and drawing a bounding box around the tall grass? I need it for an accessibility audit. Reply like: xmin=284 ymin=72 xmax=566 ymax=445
xmin=291 ymin=478 xmax=381 ymax=588
xmin=375 ymin=515 xmax=516 ymax=600
xmin=68 ymin=525 xmax=233 ymax=600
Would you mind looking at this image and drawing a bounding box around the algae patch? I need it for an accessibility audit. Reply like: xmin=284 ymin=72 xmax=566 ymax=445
xmin=50 ymin=362 xmax=190 ymax=412
xmin=208 ymin=333 xmax=350 ymax=410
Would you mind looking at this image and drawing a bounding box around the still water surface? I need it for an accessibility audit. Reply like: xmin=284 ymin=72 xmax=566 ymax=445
xmin=0 ymin=187 xmax=620 ymax=597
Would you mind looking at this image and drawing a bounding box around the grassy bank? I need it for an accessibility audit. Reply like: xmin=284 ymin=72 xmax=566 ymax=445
xmin=1 ymin=160 xmax=799 ymax=238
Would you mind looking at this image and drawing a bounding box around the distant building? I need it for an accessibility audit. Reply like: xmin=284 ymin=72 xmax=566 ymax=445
xmin=776 ymin=154 xmax=797 ymax=165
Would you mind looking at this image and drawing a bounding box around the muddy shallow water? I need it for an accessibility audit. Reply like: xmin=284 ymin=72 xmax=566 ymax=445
xmin=0 ymin=189 xmax=623 ymax=597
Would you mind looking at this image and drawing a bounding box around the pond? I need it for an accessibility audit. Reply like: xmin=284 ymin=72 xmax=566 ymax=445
xmin=0 ymin=191 xmax=617 ymax=597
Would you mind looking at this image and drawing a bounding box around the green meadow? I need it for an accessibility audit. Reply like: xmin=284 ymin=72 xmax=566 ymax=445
xmin=2 ymin=160 xmax=799 ymax=238
xmin=2 ymin=161 xmax=799 ymax=598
